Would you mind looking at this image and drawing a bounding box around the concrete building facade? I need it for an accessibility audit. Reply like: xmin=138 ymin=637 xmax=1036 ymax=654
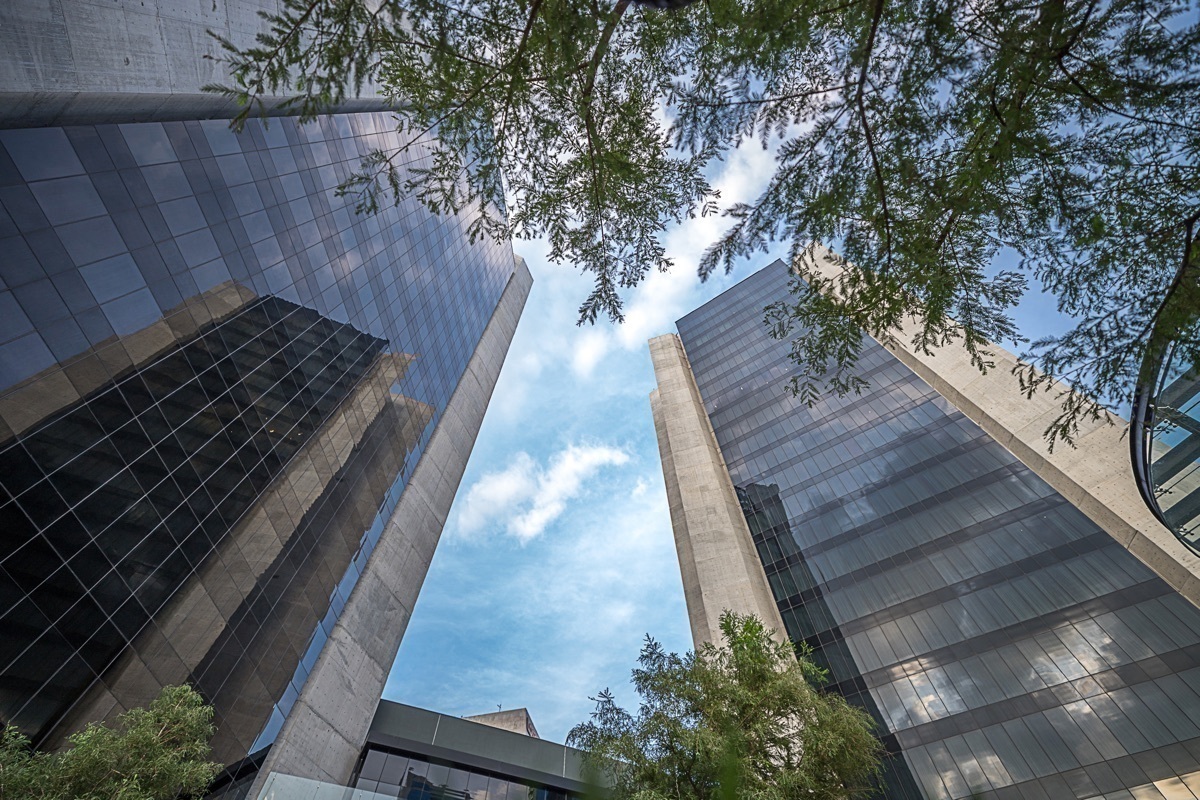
xmin=465 ymin=708 xmax=542 ymax=740
xmin=651 ymin=254 xmax=1200 ymax=800
xmin=0 ymin=0 xmax=386 ymax=128
xmin=0 ymin=5 xmax=528 ymax=796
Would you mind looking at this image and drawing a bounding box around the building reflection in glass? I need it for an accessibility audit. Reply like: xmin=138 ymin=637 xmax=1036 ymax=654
xmin=355 ymin=749 xmax=574 ymax=800
xmin=0 ymin=111 xmax=514 ymax=778
xmin=676 ymin=261 xmax=1200 ymax=799
xmin=0 ymin=286 xmax=436 ymax=765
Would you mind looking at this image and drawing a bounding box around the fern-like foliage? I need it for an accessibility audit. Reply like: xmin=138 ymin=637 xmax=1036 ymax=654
xmin=208 ymin=0 xmax=1200 ymax=445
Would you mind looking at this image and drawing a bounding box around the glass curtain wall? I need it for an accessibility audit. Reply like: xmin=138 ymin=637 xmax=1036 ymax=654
xmin=0 ymin=113 xmax=514 ymax=771
xmin=676 ymin=261 xmax=1200 ymax=799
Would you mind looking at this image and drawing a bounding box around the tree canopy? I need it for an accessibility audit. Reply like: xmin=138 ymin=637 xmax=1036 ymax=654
xmin=0 ymin=685 xmax=219 ymax=800
xmin=210 ymin=0 xmax=1200 ymax=444
xmin=565 ymin=612 xmax=883 ymax=800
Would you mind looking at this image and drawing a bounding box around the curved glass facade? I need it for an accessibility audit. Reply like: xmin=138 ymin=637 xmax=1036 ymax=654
xmin=676 ymin=261 xmax=1200 ymax=799
xmin=0 ymin=113 xmax=514 ymax=771
xmin=1133 ymin=319 xmax=1200 ymax=550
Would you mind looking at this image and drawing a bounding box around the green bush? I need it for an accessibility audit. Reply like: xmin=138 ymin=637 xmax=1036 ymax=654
xmin=0 ymin=685 xmax=220 ymax=800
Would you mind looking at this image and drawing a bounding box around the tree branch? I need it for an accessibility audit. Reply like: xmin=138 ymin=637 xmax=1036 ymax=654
xmin=684 ymin=83 xmax=855 ymax=109
xmin=582 ymin=0 xmax=632 ymax=105
xmin=580 ymin=0 xmax=632 ymax=224
xmin=854 ymin=0 xmax=892 ymax=271
xmin=1055 ymin=55 xmax=1198 ymax=133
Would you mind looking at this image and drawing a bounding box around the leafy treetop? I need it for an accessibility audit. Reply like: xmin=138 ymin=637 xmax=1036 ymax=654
xmin=566 ymin=611 xmax=883 ymax=800
xmin=0 ymin=684 xmax=220 ymax=800
xmin=209 ymin=0 xmax=1200 ymax=445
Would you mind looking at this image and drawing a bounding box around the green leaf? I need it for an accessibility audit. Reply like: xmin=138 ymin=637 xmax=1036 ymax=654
xmin=206 ymin=0 xmax=1200 ymax=445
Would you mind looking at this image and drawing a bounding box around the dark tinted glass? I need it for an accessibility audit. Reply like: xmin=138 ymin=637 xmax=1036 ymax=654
xmin=0 ymin=112 xmax=514 ymax=777
xmin=353 ymin=749 xmax=578 ymax=800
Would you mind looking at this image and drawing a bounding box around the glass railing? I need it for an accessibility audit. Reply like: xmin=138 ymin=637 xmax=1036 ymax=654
xmin=256 ymin=772 xmax=398 ymax=800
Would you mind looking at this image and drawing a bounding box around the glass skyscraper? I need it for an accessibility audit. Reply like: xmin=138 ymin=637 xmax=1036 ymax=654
xmin=0 ymin=109 xmax=527 ymax=795
xmin=653 ymin=259 xmax=1200 ymax=799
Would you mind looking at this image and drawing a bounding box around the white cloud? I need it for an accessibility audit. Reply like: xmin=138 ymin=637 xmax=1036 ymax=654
xmin=615 ymin=266 xmax=701 ymax=351
xmin=456 ymin=452 xmax=538 ymax=534
xmin=386 ymin=130 xmax=790 ymax=743
xmin=388 ymin=467 xmax=692 ymax=741
xmin=455 ymin=443 xmax=631 ymax=543
xmin=563 ymin=138 xmax=785 ymax=368
xmin=571 ymin=329 xmax=610 ymax=379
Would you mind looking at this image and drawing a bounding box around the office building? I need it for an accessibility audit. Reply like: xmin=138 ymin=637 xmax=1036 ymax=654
xmin=260 ymin=700 xmax=585 ymax=799
xmin=345 ymin=701 xmax=585 ymax=800
xmin=651 ymin=251 xmax=1200 ymax=799
xmin=257 ymin=701 xmax=584 ymax=800
xmin=1 ymin=4 xmax=530 ymax=795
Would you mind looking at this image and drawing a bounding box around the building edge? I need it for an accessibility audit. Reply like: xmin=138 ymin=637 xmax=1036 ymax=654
xmin=249 ymin=255 xmax=533 ymax=794
xmin=0 ymin=92 xmax=391 ymax=130
xmin=799 ymin=241 xmax=1200 ymax=606
xmin=648 ymin=334 xmax=788 ymax=648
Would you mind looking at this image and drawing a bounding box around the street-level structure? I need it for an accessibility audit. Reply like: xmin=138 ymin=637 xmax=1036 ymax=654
xmin=348 ymin=701 xmax=586 ymax=800
xmin=258 ymin=700 xmax=586 ymax=799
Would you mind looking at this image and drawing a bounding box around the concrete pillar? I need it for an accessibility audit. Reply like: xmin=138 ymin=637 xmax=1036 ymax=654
xmin=649 ymin=334 xmax=788 ymax=648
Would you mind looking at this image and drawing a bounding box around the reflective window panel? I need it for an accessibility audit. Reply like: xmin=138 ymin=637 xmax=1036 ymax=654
xmin=675 ymin=261 xmax=1200 ymax=799
xmin=0 ymin=113 xmax=515 ymax=773
xmin=353 ymin=748 xmax=576 ymax=800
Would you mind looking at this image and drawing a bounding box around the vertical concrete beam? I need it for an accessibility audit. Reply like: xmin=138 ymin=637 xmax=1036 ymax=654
xmin=800 ymin=242 xmax=1200 ymax=607
xmin=252 ymin=257 xmax=532 ymax=792
xmin=649 ymin=334 xmax=788 ymax=647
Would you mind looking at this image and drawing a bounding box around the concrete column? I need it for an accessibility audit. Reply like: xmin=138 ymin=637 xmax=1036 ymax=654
xmin=251 ymin=257 xmax=532 ymax=792
xmin=649 ymin=334 xmax=788 ymax=648
xmin=801 ymin=242 xmax=1200 ymax=607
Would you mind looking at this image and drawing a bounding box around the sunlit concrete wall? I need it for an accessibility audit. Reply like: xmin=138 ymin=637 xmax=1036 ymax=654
xmin=0 ymin=0 xmax=386 ymax=128
xmin=649 ymin=333 xmax=789 ymax=648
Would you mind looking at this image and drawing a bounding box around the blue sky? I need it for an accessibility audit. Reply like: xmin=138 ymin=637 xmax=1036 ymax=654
xmin=381 ymin=142 xmax=1074 ymax=744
